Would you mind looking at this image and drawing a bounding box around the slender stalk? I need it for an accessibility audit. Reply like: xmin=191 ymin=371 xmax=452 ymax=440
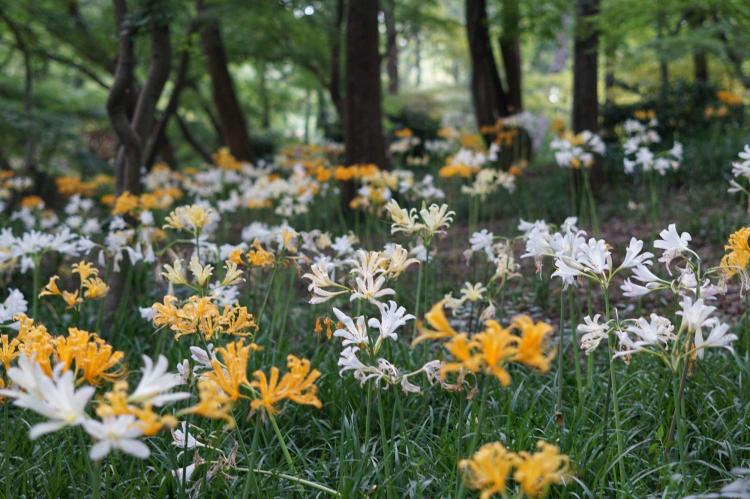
xmin=257 ymin=263 xmax=279 ymax=327
xmin=181 ymin=416 xmax=191 ymax=497
xmin=569 ymin=292 xmax=583 ymax=403
xmin=240 ymin=422 xmax=261 ymax=498
xmin=665 ymin=352 xmax=690 ymax=465
xmin=412 ymin=262 xmax=423 ymax=337
xmin=454 ymin=393 xmax=466 ymax=491
xmin=268 ymin=412 xmax=297 ymax=475
xmin=377 ymin=390 xmax=394 ymax=498
xmin=555 ymin=290 xmax=566 ymax=417
xmin=32 ymin=254 xmax=41 ymax=320
xmin=235 ymin=468 xmax=340 ymax=496
xmin=586 ymin=281 xmax=594 ymax=388
xmin=648 ymin=172 xmax=659 ymax=225
xmin=364 ymin=382 xmax=372 ymax=445
xmin=604 ymin=292 xmax=626 ymax=489
xmin=77 ymin=427 xmax=99 ymax=499
xmin=457 ymin=376 xmax=491 ymax=499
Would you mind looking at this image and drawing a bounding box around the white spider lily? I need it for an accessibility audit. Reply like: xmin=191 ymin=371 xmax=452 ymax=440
xmin=350 ymin=274 xmax=395 ymax=305
xmin=385 ymin=200 xmax=421 ymax=234
xmin=188 ymin=254 xmax=213 ymax=287
xmin=619 ymin=238 xmax=653 ymax=270
xmin=4 ymin=364 xmax=94 ymax=440
xmin=337 ymin=346 xmax=368 ymax=379
xmin=577 ymin=315 xmax=610 ymax=354
xmin=654 ymin=224 xmax=692 ymax=271
xmin=302 ymin=263 xmax=348 ymax=304
xmin=419 ymin=203 xmax=455 ymax=236
xmin=677 ymin=296 xmax=715 ymax=335
xmin=694 ymin=320 xmax=737 ymax=359
xmin=368 ymin=300 xmax=414 ymax=343
xmin=460 ymin=282 xmax=487 ymax=302
xmin=83 ymin=415 xmax=150 ymax=460
xmin=332 ymin=308 xmax=369 ymax=346
xmin=622 ymin=314 xmax=675 ymax=350
xmin=469 ymin=229 xmax=494 ymax=256
xmin=128 ymin=355 xmax=190 ymax=406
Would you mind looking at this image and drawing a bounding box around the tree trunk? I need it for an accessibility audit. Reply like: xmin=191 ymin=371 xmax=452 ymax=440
xmin=693 ymin=53 xmax=708 ymax=83
xmin=572 ymin=0 xmax=599 ymax=134
xmin=176 ymin=114 xmax=214 ymax=163
xmin=106 ymin=0 xmax=172 ymax=324
xmin=687 ymin=8 xmax=708 ymax=83
xmin=499 ymin=0 xmax=522 ymax=113
xmin=145 ymin=23 xmax=196 ymax=168
xmin=604 ymin=39 xmax=615 ymax=104
xmin=343 ymin=0 xmax=386 ymax=207
xmin=108 ymin=0 xmax=142 ymax=195
xmin=198 ymin=1 xmax=254 ymax=161
xmin=384 ymin=0 xmax=399 ymax=95
xmin=466 ymin=0 xmax=509 ymax=132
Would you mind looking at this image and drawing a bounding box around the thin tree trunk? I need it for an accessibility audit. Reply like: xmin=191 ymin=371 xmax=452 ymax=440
xmin=572 ymin=0 xmax=599 ymax=134
xmin=687 ymin=8 xmax=708 ymax=84
xmin=145 ymin=23 xmax=196 ymax=168
xmin=604 ymin=39 xmax=615 ymax=104
xmin=198 ymin=0 xmax=254 ymax=161
xmin=108 ymin=0 xmax=141 ymax=195
xmin=384 ymin=0 xmax=399 ymax=95
xmin=106 ymin=0 xmax=172 ymax=323
xmin=466 ymin=0 xmax=509 ymax=133
xmin=176 ymin=114 xmax=213 ymax=163
xmin=499 ymin=0 xmax=522 ymax=113
xmin=342 ymin=0 xmax=387 ymax=208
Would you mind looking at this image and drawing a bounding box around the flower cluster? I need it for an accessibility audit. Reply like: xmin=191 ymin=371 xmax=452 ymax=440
xmin=459 ymin=440 xmax=571 ymax=498
xmin=550 ymin=131 xmax=605 ymax=169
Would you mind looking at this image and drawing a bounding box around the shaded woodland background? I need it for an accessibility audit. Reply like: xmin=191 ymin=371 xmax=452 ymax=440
xmin=0 ymin=0 xmax=749 ymax=202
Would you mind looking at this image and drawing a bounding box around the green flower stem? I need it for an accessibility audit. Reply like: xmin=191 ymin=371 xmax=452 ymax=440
xmin=569 ymin=291 xmax=584 ymax=404
xmin=32 ymin=254 xmax=41 ymax=320
xmin=556 ymin=290 xmax=566 ymax=417
xmin=236 ymin=468 xmax=340 ymax=496
xmin=377 ymin=390 xmax=394 ymax=498
xmin=268 ymin=411 xmax=298 ymax=476
xmin=604 ymin=291 xmax=626 ymax=490
xmin=77 ymin=427 xmax=99 ymax=499
xmin=457 ymin=376 xmax=491 ymax=499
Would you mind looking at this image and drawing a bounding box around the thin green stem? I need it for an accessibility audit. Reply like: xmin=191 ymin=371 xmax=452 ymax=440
xmin=235 ymin=468 xmax=340 ymax=496
xmin=604 ymin=291 xmax=626 ymax=490
xmin=32 ymin=254 xmax=41 ymax=320
xmin=457 ymin=376 xmax=491 ymax=499
xmin=569 ymin=291 xmax=583 ymax=403
xmin=556 ymin=290 xmax=565 ymax=417
xmin=377 ymin=390 xmax=394 ymax=498
xmin=77 ymin=427 xmax=99 ymax=499
xmin=268 ymin=412 xmax=297 ymax=475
